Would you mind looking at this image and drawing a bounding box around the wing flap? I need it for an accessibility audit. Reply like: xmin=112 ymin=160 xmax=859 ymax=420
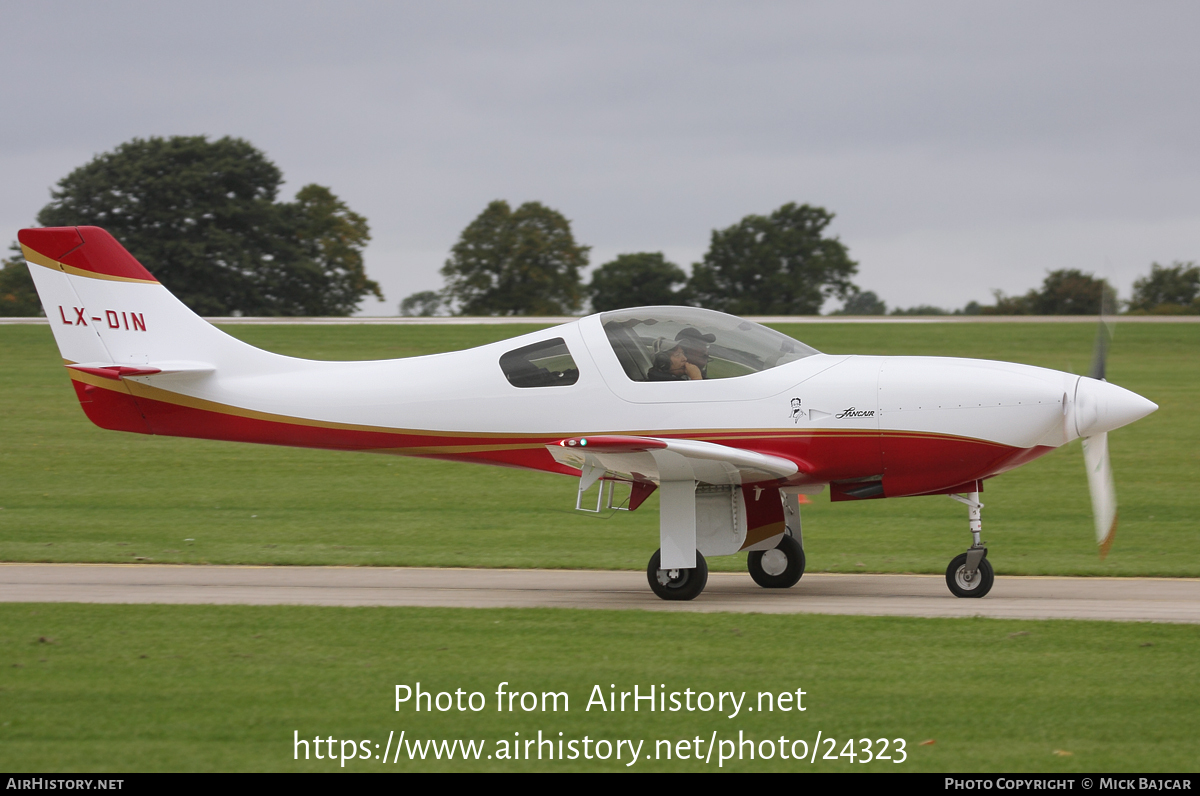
xmin=547 ymin=434 xmax=800 ymax=486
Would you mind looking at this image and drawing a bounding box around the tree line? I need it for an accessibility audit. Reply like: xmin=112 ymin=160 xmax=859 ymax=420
xmin=2 ymin=135 xmax=1194 ymax=318
xmin=403 ymin=200 xmax=858 ymax=317
xmin=1 ymin=136 xmax=380 ymax=317
xmin=408 ymin=199 xmax=1197 ymax=317
xmin=837 ymin=263 xmax=1199 ymax=317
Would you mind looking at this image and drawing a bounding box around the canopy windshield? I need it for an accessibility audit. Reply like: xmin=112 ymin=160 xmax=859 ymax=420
xmin=600 ymin=307 xmax=820 ymax=382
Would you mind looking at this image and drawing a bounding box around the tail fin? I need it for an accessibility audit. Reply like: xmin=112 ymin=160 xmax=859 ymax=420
xmin=19 ymin=226 xmax=282 ymax=431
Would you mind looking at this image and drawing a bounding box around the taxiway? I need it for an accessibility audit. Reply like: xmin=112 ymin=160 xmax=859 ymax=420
xmin=1 ymin=564 xmax=1197 ymax=623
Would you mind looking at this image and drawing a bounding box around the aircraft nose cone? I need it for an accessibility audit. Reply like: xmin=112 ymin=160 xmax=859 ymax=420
xmin=1074 ymin=377 xmax=1158 ymax=437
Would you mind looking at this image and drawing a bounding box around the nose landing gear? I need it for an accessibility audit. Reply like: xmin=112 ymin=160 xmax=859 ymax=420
xmin=946 ymin=550 xmax=994 ymax=597
xmin=946 ymin=491 xmax=994 ymax=598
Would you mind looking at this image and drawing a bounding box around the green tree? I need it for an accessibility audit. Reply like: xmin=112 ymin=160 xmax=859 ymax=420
xmin=980 ymin=288 xmax=1035 ymax=315
xmin=833 ymin=290 xmax=886 ymax=315
xmin=958 ymin=300 xmax=983 ymax=315
xmin=25 ymin=135 xmax=381 ymax=316
xmin=0 ymin=246 xmax=42 ymax=316
xmin=440 ymin=200 xmax=588 ymax=316
xmin=981 ymin=269 xmax=1115 ymax=315
xmin=686 ymin=203 xmax=857 ymax=315
xmin=1127 ymin=261 xmax=1200 ymax=314
xmin=1030 ymin=269 xmax=1114 ymax=315
xmin=399 ymin=290 xmax=445 ymax=317
xmin=588 ymin=252 xmax=688 ymax=312
xmin=891 ymin=304 xmax=949 ymax=316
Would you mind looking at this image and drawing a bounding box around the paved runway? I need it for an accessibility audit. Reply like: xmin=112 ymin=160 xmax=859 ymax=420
xmin=2 ymin=563 xmax=1197 ymax=623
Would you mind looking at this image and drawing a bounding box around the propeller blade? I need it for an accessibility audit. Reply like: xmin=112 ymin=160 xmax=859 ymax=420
xmin=1088 ymin=281 xmax=1116 ymax=381
xmin=1081 ymin=432 xmax=1117 ymax=558
xmin=1088 ymin=323 xmax=1109 ymax=381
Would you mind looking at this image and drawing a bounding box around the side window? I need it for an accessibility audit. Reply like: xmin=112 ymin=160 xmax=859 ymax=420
xmin=499 ymin=338 xmax=580 ymax=388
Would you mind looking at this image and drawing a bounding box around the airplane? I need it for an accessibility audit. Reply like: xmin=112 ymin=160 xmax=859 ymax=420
xmin=17 ymin=225 xmax=1159 ymax=601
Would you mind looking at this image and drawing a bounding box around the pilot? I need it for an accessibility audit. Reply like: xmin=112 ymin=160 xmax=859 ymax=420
xmin=675 ymin=327 xmax=716 ymax=378
xmin=647 ymin=344 xmax=702 ymax=381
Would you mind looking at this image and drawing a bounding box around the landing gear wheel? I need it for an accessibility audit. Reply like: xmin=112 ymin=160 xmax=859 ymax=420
xmin=945 ymin=553 xmax=994 ymax=598
xmin=647 ymin=549 xmax=708 ymax=601
xmin=748 ymin=535 xmax=806 ymax=588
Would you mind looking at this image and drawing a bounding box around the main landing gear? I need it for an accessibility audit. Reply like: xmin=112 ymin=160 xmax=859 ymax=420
xmin=748 ymin=490 xmax=806 ymax=589
xmin=647 ymin=549 xmax=708 ymax=601
xmin=748 ymin=535 xmax=806 ymax=588
xmin=645 ymin=487 xmax=807 ymax=601
xmin=945 ymin=491 xmax=994 ymax=598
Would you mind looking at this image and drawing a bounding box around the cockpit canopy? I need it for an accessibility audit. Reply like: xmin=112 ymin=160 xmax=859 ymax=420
xmin=600 ymin=307 xmax=820 ymax=382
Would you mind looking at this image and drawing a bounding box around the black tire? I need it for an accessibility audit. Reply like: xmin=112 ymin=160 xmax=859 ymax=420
xmin=748 ymin=534 xmax=806 ymax=588
xmin=646 ymin=549 xmax=708 ymax=601
xmin=945 ymin=553 xmax=994 ymax=598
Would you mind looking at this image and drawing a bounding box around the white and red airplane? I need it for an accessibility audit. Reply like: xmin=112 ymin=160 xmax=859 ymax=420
xmin=19 ymin=226 xmax=1158 ymax=601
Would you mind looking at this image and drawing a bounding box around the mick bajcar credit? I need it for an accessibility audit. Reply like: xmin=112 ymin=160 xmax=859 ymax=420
xmin=291 ymin=681 xmax=909 ymax=768
xmin=945 ymin=779 xmax=1193 ymax=791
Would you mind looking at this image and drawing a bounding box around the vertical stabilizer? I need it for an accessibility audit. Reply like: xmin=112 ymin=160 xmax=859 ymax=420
xmin=19 ymin=226 xmax=285 ymax=375
xmin=19 ymin=226 xmax=298 ymax=431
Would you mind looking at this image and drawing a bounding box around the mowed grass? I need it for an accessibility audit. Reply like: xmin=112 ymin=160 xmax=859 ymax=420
xmin=0 ymin=603 xmax=1197 ymax=772
xmin=0 ymin=321 xmax=1196 ymax=576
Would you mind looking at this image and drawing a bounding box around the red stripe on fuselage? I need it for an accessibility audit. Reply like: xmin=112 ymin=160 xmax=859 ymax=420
xmin=881 ymin=437 xmax=1052 ymax=498
xmin=69 ymin=379 xmax=152 ymax=434
xmin=70 ymin=378 xmax=1053 ymax=490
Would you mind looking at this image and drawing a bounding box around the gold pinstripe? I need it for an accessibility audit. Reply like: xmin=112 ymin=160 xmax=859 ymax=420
xmin=22 ymin=245 xmax=159 ymax=284
xmin=63 ymin=361 xmax=1007 ymax=454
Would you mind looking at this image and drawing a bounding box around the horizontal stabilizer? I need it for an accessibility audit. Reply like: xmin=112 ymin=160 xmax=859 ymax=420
xmin=67 ymin=361 xmax=216 ymax=380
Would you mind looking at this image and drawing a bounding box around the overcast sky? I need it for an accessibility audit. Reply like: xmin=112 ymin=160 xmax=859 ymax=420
xmin=3 ymin=1 xmax=1197 ymax=314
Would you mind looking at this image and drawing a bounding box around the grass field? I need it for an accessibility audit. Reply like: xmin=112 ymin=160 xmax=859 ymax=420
xmin=1 ymin=321 xmax=1195 ymax=576
xmin=1 ymin=602 xmax=1197 ymax=772
xmin=2 ymin=320 xmax=1197 ymax=773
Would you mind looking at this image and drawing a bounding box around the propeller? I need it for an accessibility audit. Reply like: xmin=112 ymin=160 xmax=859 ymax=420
xmin=1081 ymin=431 xmax=1117 ymax=558
xmin=1082 ymin=284 xmax=1118 ymax=558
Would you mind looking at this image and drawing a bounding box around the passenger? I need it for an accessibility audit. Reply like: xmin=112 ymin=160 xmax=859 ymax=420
xmin=675 ymin=327 xmax=715 ymax=378
xmin=647 ymin=344 xmax=702 ymax=381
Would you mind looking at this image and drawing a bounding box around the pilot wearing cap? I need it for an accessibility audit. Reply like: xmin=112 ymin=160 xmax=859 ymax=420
xmin=675 ymin=327 xmax=715 ymax=378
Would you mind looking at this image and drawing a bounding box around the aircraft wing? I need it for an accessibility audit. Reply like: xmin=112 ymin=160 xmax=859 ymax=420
xmin=546 ymin=434 xmax=800 ymax=488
